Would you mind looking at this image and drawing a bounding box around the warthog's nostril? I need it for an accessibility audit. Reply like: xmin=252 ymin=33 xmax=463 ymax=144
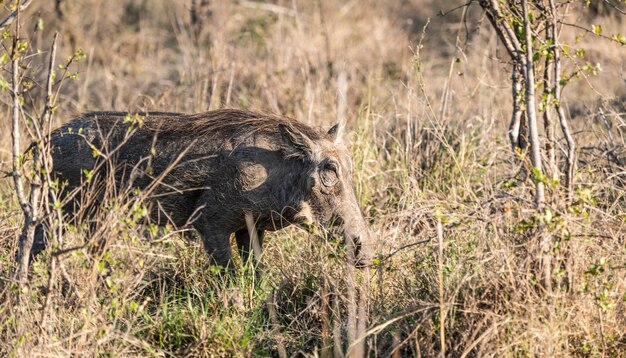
xmin=351 ymin=236 xmax=373 ymax=268
xmin=353 ymin=236 xmax=362 ymax=256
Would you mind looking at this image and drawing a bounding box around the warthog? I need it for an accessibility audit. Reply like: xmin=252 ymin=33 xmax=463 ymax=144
xmin=33 ymin=109 xmax=375 ymax=270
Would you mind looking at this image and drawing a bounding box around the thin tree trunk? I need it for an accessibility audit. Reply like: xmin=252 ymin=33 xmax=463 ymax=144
xmin=12 ymin=2 xmax=42 ymax=286
xmin=480 ymin=0 xmax=523 ymax=60
xmin=549 ymin=0 xmax=576 ymax=201
xmin=320 ymin=275 xmax=332 ymax=358
xmin=10 ymin=5 xmax=28 ymax=220
xmin=480 ymin=1 xmax=528 ymax=159
xmin=356 ymin=268 xmax=369 ymax=358
xmin=509 ymin=64 xmax=523 ymax=150
xmin=522 ymin=0 xmax=545 ymax=210
xmin=333 ymin=287 xmax=344 ymax=358
xmin=543 ymin=53 xmax=558 ymax=180
xmin=437 ymin=217 xmax=446 ymax=357
xmin=346 ymin=236 xmax=360 ymax=357
xmin=40 ymin=33 xmax=60 ymax=328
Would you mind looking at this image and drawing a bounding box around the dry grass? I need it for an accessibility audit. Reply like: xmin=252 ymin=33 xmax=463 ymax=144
xmin=0 ymin=0 xmax=625 ymax=356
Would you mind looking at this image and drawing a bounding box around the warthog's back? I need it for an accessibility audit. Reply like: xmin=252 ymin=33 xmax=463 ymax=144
xmin=51 ymin=109 xmax=319 ymax=177
xmin=49 ymin=109 xmax=321 ymax=226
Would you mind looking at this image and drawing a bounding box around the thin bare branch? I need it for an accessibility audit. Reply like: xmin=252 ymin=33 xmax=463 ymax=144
xmin=239 ymin=0 xmax=296 ymax=17
xmin=601 ymin=0 xmax=626 ymax=15
xmin=542 ymin=38 xmax=557 ymax=180
xmin=12 ymin=0 xmax=43 ymax=286
xmin=0 ymin=0 xmax=32 ymax=32
xmin=509 ymin=64 xmax=524 ymax=150
xmin=40 ymin=32 xmax=60 ymax=328
xmin=437 ymin=216 xmax=445 ymax=357
xmin=559 ymin=21 xmax=621 ymax=43
xmin=10 ymin=2 xmax=28 ymax=216
xmin=479 ymin=0 xmax=524 ymax=62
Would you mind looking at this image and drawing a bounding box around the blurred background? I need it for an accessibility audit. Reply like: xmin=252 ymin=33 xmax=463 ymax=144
xmin=1 ymin=1 xmax=625 ymax=144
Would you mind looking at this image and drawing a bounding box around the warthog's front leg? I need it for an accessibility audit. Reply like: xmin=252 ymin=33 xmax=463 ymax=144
xmin=193 ymin=223 xmax=234 ymax=271
xmin=235 ymin=229 xmax=264 ymax=266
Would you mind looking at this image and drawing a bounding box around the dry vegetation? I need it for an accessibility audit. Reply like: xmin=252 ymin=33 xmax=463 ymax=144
xmin=0 ymin=0 xmax=625 ymax=356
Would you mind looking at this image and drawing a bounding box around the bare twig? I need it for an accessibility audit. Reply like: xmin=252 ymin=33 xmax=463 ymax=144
xmin=382 ymin=238 xmax=430 ymax=261
xmin=333 ymin=287 xmax=344 ymax=358
xmin=239 ymin=0 xmax=296 ymax=17
xmin=601 ymin=0 xmax=626 ymax=15
xmin=542 ymin=44 xmax=557 ymax=180
xmin=345 ymin=234 xmax=359 ymax=357
xmin=356 ymin=267 xmax=369 ymax=358
xmin=40 ymin=32 xmax=60 ymax=328
xmin=479 ymin=1 xmax=529 ymax=160
xmin=0 ymin=0 xmax=32 ymax=32
xmin=266 ymin=290 xmax=288 ymax=358
xmin=336 ymin=71 xmax=347 ymax=140
xmin=509 ymin=64 xmax=524 ymax=150
xmin=479 ymin=0 xmax=523 ymax=61
xmin=437 ymin=216 xmax=445 ymax=357
xmin=438 ymin=1 xmax=473 ymax=17
xmin=320 ymin=275 xmax=332 ymax=358
xmin=559 ymin=21 xmax=622 ymax=43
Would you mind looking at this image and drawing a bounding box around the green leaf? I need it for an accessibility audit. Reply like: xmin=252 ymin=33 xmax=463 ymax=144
xmin=592 ymin=24 xmax=602 ymax=35
xmin=0 ymin=76 xmax=8 ymax=90
xmin=611 ymin=33 xmax=626 ymax=45
xmin=532 ymin=52 xmax=541 ymax=62
xmin=531 ymin=167 xmax=547 ymax=184
xmin=544 ymin=209 xmax=553 ymax=223
xmin=73 ymin=48 xmax=86 ymax=60
xmin=16 ymin=40 xmax=28 ymax=53
xmin=575 ymin=48 xmax=585 ymax=58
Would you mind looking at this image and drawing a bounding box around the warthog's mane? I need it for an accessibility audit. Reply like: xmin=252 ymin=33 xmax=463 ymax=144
xmin=80 ymin=109 xmax=325 ymax=143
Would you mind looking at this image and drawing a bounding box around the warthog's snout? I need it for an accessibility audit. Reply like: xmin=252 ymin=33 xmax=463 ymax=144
xmin=352 ymin=232 xmax=376 ymax=268
xmin=341 ymin=214 xmax=376 ymax=268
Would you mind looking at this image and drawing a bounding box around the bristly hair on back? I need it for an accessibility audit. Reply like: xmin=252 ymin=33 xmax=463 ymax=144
xmin=80 ymin=109 xmax=326 ymax=143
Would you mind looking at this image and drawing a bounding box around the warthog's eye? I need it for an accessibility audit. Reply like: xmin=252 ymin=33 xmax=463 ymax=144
xmin=320 ymin=161 xmax=339 ymax=187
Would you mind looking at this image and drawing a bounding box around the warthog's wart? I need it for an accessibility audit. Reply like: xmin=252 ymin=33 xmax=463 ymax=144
xmin=34 ymin=109 xmax=375 ymax=270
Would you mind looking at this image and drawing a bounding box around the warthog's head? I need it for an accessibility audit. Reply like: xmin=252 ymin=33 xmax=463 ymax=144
xmin=279 ymin=122 xmax=376 ymax=267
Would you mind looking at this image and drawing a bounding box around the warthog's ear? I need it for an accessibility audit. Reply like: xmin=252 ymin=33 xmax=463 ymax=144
xmin=279 ymin=123 xmax=315 ymax=158
xmin=327 ymin=122 xmax=343 ymax=143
